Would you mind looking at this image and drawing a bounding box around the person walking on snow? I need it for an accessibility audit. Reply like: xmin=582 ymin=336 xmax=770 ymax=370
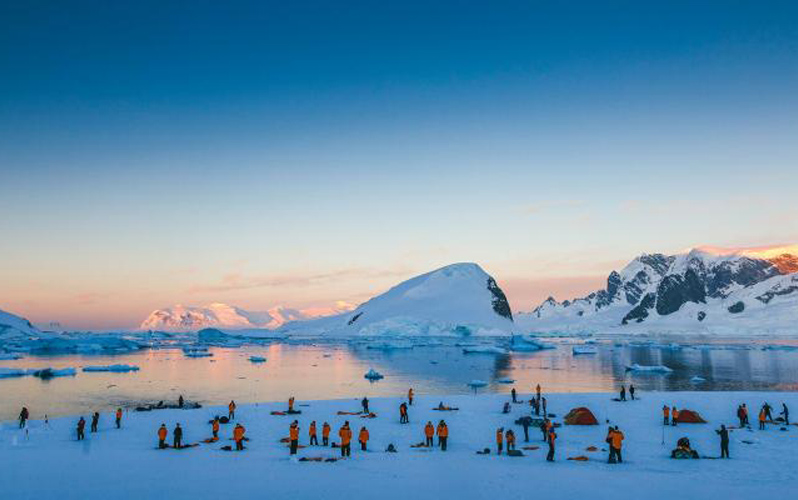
xmin=91 ymin=412 xmax=100 ymax=433
xmin=608 ymin=426 xmax=624 ymax=463
xmin=424 ymin=421 xmax=435 ymax=447
xmin=546 ymin=428 xmax=557 ymax=462
xmin=399 ymin=402 xmax=409 ymax=424
xmin=408 ymin=388 xmax=414 ymax=406
xmin=511 ymin=388 xmax=517 ymax=403
xmin=536 ymin=384 xmax=541 ymax=401
xmin=212 ymin=417 xmax=220 ymax=439
xmin=309 ymin=421 xmax=318 ymax=445
xmin=339 ymin=422 xmax=352 ymax=457
xmin=506 ymin=429 xmax=516 ymax=452
xmin=736 ymin=405 xmax=745 ymax=428
xmin=115 ymin=408 xmax=123 ymax=429
xmin=322 ymin=422 xmax=331 ymax=446
xmin=496 ymin=427 xmax=504 ymax=455
xmin=157 ymin=424 xmax=167 ymax=448
xmin=716 ymin=424 xmax=730 ymax=458
xmin=671 ymin=407 xmax=679 ymax=426
xmin=289 ymin=421 xmax=300 ymax=455
xmin=521 ymin=416 xmax=531 ymax=442
xmin=759 ymin=408 xmax=767 ymax=430
xmin=77 ymin=417 xmax=86 ymax=441
xmin=361 ymin=397 xmax=369 ymax=414
xmin=288 ymin=397 xmax=295 ymax=413
xmin=763 ymin=403 xmax=773 ymax=421
xmin=19 ymin=407 xmax=29 ymax=429
xmin=741 ymin=404 xmax=749 ymax=426
xmin=781 ymin=403 xmax=790 ymax=425
xmin=541 ymin=419 xmax=551 ymax=442
xmin=629 ymin=385 xmax=636 ymax=400
xmin=173 ymin=423 xmax=183 ymax=449
xmin=437 ymin=420 xmax=448 ymax=451
xmin=663 ymin=405 xmax=670 ymax=426
xmin=620 ymin=386 xmax=626 ymax=401
xmin=358 ymin=426 xmax=369 ymax=451
xmin=234 ymin=423 xmax=246 ymax=451
xmin=228 ymin=401 xmax=236 ymax=420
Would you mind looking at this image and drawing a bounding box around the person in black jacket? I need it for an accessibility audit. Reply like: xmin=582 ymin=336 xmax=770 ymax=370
xmin=716 ymin=424 xmax=730 ymax=458
xmin=781 ymin=403 xmax=790 ymax=425
xmin=173 ymin=423 xmax=183 ymax=449
xmin=77 ymin=417 xmax=86 ymax=440
xmin=620 ymin=386 xmax=626 ymax=401
xmin=91 ymin=412 xmax=100 ymax=433
xmin=629 ymin=385 xmax=636 ymax=400
xmin=511 ymin=388 xmax=517 ymax=403
xmin=362 ymin=397 xmax=370 ymax=414
xmin=19 ymin=407 xmax=29 ymax=428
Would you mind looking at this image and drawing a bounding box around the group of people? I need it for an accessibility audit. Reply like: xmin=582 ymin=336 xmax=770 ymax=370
xmin=74 ymin=407 xmax=124 ymax=440
xmin=424 ymin=420 xmax=449 ymax=450
xmin=619 ymin=385 xmax=635 ymax=401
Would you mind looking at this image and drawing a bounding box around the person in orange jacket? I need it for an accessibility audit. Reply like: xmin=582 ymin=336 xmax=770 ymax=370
xmin=228 ymin=401 xmax=236 ymax=420
xmin=437 ymin=420 xmax=449 ymax=451
xmin=234 ymin=423 xmax=246 ymax=451
xmin=541 ymin=418 xmax=552 ymax=442
xmin=339 ymin=421 xmax=352 ymax=457
xmin=289 ymin=420 xmax=300 ymax=454
xmin=399 ymin=402 xmax=409 ymax=424
xmin=496 ymin=427 xmax=504 ymax=455
xmin=115 ymin=408 xmax=123 ymax=429
xmin=358 ymin=426 xmax=369 ymax=451
xmin=408 ymin=388 xmax=414 ymax=406
xmin=309 ymin=421 xmax=318 ymax=445
xmin=211 ymin=417 xmax=220 ymax=439
xmin=157 ymin=423 xmax=167 ymax=448
xmin=608 ymin=426 xmax=624 ymax=463
xmin=759 ymin=408 xmax=767 ymax=430
xmin=506 ymin=429 xmax=516 ymax=452
xmin=288 ymin=397 xmax=295 ymax=413
xmin=546 ymin=427 xmax=557 ymax=462
xmin=662 ymin=405 xmax=670 ymax=426
xmin=424 ymin=421 xmax=435 ymax=447
xmin=322 ymin=422 xmax=331 ymax=446
xmin=671 ymin=407 xmax=679 ymax=426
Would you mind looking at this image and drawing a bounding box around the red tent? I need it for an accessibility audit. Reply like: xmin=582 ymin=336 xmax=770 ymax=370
xmin=675 ymin=409 xmax=707 ymax=423
xmin=564 ymin=407 xmax=599 ymax=425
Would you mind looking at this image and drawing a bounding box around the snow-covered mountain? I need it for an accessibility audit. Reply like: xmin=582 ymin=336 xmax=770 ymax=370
xmin=278 ymin=262 xmax=515 ymax=337
xmin=516 ymin=248 xmax=798 ymax=335
xmin=0 ymin=307 xmax=41 ymax=341
xmin=140 ymin=303 xmax=351 ymax=332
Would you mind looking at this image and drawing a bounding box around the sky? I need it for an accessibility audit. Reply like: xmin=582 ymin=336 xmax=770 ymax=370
xmin=1 ymin=1 xmax=797 ymax=330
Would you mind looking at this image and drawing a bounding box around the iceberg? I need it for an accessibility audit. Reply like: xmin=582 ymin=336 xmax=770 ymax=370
xmin=496 ymin=377 xmax=515 ymax=384
xmin=462 ymin=345 xmax=508 ymax=355
xmin=31 ymin=367 xmax=77 ymax=379
xmin=572 ymin=346 xmax=598 ymax=355
xmin=509 ymin=335 xmax=555 ymax=352
xmin=467 ymin=379 xmax=488 ymax=388
xmin=248 ymin=356 xmax=267 ymax=363
xmin=364 ymin=368 xmax=384 ymax=381
xmin=625 ymin=364 xmax=673 ymax=373
xmin=0 ymin=367 xmax=31 ymax=379
xmin=82 ymin=364 xmax=140 ymax=373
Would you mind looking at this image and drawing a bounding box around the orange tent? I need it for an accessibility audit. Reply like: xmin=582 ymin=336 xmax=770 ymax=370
xmin=564 ymin=407 xmax=599 ymax=425
xmin=674 ymin=409 xmax=706 ymax=423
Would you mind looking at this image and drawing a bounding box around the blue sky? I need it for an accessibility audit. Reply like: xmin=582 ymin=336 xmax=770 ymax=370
xmin=1 ymin=1 xmax=797 ymax=329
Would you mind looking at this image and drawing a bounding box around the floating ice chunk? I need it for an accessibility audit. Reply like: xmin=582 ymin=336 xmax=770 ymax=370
xmin=467 ymin=379 xmax=488 ymax=388
xmin=690 ymin=376 xmax=706 ymax=383
xmin=572 ymin=346 xmax=598 ymax=355
xmin=31 ymin=367 xmax=77 ymax=379
xmin=184 ymin=351 xmax=213 ymax=358
xmin=248 ymin=356 xmax=267 ymax=363
xmin=366 ymin=341 xmax=414 ymax=351
xmin=462 ymin=346 xmax=508 ymax=355
xmin=82 ymin=364 xmax=140 ymax=373
xmin=0 ymin=367 xmax=31 ymax=378
xmin=625 ymin=363 xmax=673 ymax=373
xmin=364 ymin=368 xmax=384 ymax=381
xmin=496 ymin=377 xmax=515 ymax=384
xmin=510 ymin=335 xmax=555 ymax=352
xmin=0 ymin=352 xmax=23 ymax=360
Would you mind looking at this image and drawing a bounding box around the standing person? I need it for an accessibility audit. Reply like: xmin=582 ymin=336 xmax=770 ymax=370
xmin=781 ymin=403 xmax=790 ymax=425
xmin=620 ymin=386 xmax=626 ymax=402
xmin=358 ymin=426 xmax=369 ymax=451
xmin=157 ymin=424 xmax=167 ymax=448
xmin=309 ymin=421 xmax=318 ymax=445
xmin=511 ymin=388 xmax=517 ymax=403
xmin=437 ymin=420 xmax=448 ymax=451
xmin=173 ymin=423 xmax=183 ymax=449
xmin=288 ymin=397 xmax=295 ymax=413
xmin=322 ymin=422 xmax=331 ymax=446
xmin=339 ymin=422 xmax=352 ymax=457
xmin=630 ymin=385 xmax=636 ymax=401
xmin=115 ymin=408 xmax=123 ymax=429
xmin=289 ymin=421 xmax=299 ymax=455
xmin=91 ymin=412 xmax=100 ymax=433
xmin=741 ymin=404 xmax=749 ymax=426
xmin=536 ymin=384 xmax=541 ymax=401
xmin=763 ymin=403 xmax=773 ymax=421
xmin=408 ymin=388 xmax=414 ymax=406
xmin=671 ymin=407 xmax=679 ymax=426
xmin=609 ymin=426 xmax=624 ymax=463
xmin=716 ymin=425 xmax=730 ymax=458
xmin=424 ymin=421 xmax=435 ymax=447
xmin=736 ymin=405 xmax=745 ymax=427
xmin=506 ymin=429 xmax=516 ymax=452
xmin=228 ymin=401 xmax=236 ymax=420
xmin=532 ymin=397 xmax=540 ymax=416
xmin=234 ymin=423 xmax=246 ymax=451
xmin=542 ymin=397 xmax=547 ymax=416
xmin=178 ymin=395 xmax=184 ymax=408
xmin=606 ymin=427 xmax=616 ymax=463
xmin=541 ymin=419 xmax=551 ymax=442
xmin=759 ymin=408 xmax=767 ymax=430
xmin=399 ymin=402 xmax=409 ymax=424
xmin=663 ymin=405 xmax=670 ymax=426
xmin=211 ymin=417 xmax=220 ymax=439
xmin=546 ymin=427 xmax=557 ymax=462
xmin=521 ymin=417 xmax=531 ymax=442
xmin=19 ymin=407 xmax=29 ymax=429
xmin=496 ymin=427 xmax=504 ymax=455
xmin=77 ymin=417 xmax=86 ymax=441
xmin=361 ymin=397 xmax=370 ymax=414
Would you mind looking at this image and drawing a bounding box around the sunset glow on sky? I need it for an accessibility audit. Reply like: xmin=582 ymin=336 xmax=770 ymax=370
xmin=1 ymin=2 xmax=797 ymax=330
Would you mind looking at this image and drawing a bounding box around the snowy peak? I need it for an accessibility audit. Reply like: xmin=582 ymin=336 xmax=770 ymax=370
xmin=0 ymin=307 xmax=42 ymax=342
xmin=139 ymin=303 xmax=347 ymax=332
xmin=519 ymin=247 xmax=798 ymax=333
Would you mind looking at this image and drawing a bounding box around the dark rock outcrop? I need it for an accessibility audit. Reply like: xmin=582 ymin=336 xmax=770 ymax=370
xmin=727 ymin=301 xmax=745 ymax=314
xmin=487 ymin=277 xmax=513 ymax=321
xmin=656 ymin=269 xmax=706 ymax=315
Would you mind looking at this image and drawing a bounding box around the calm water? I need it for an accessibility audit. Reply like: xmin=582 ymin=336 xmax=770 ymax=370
xmin=2 ymin=339 xmax=798 ymax=421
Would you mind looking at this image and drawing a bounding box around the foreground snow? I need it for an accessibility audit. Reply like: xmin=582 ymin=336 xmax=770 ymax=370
xmin=2 ymin=391 xmax=797 ymax=499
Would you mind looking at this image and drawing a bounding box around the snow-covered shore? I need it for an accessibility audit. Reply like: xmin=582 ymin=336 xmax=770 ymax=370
xmin=3 ymin=391 xmax=797 ymax=499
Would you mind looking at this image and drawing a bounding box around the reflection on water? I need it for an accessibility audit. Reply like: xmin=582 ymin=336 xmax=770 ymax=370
xmin=2 ymin=340 xmax=798 ymax=421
